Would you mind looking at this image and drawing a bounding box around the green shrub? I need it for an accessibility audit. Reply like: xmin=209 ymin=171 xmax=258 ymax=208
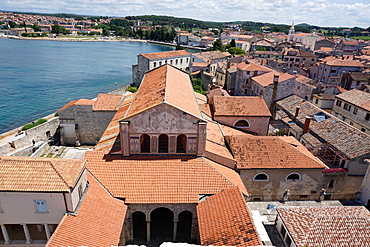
xmin=35 ymin=118 xmax=47 ymax=125
xmin=127 ymin=86 xmax=138 ymax=93
xmin=22 ymin=123 xmax=35 ymax=130
xmin=54 ymin=112 xmax=59 ymax=117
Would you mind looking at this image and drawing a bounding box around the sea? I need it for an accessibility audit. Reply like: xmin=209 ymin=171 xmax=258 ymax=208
xmin=0 ymin=38 xmax=174 ymax=134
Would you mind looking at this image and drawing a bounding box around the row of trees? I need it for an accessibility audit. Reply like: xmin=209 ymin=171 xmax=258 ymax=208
xmin=209 ymin=39 xmax=246 ymax=55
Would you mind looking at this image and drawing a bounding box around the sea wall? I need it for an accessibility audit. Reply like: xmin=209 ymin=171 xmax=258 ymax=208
xmin=0 ymin=116 xmax=59 ymax=156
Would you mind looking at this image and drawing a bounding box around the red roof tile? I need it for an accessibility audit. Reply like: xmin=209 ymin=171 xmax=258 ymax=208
xmin=85 ymin=152 xmax=247 ymax=204
xmin=141 ymin=50 xmax=190 ymax=60
xmin=211 ymin=96 xmax=271 ymax=117
xmin=46 ymin=172 xmax=127 ymax=247
xmin=197 ymin=187 xmax=261 ymax=247
xmin=0 ymin=156 xmax=86 ymax=192
xmin=225 ymin=136 xmax=326 ymax=169
xmin=93 ymin=93 xmax=122 ymax=111
xmin=277 ymin=206 xmax=370 ymax=247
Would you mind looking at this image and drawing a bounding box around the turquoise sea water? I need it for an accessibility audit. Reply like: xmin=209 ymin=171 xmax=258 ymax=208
xmin=0 ymin=38 xmax=174 ymax=133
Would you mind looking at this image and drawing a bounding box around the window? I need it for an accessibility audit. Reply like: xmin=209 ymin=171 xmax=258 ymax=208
xmin=286 ymin=173 xmax=301 ymax=181
xmin=186 ymin=58 xmax=189 ymax=63
xmin=353 ymin=108 xmax=358 ymax=115
xmin=140 ymin=134 xmax=151 ymax=153
xmin=336 ymin=100 xmax=342 ymax=107
xmin=253 ymin=173 xmax=269 ymax=181
xmin=180 ymin=59 xmax=183 ymax=64
xmin=170 ymin=60 xmax=173 ymax=64
xmin=234 ymin=120 xmax=249 ymax=127
xmin=350 ymin=122 xmax=354 ymax=126
xmin=158 ymin=134 xmax=169 ymax=153
xmin=176 ymin=134 xmax=187 ymax=153
xmin=365 ymin=113 xmax=370 ymax=121
xmin=361 ymin=128 xmax=366 ymax=132
xmin=315 ymin=99 xmax=319 ymax=104
xmin=159 ymin=61 xmax=162 ymax=66
xmin=176 ymin=59 xmax=178 ymax=65
xmin=153 ymin=62 xmax=157 ymax=67
xmin=35 ymin=200 xmax=47 ymax=213
xmin=328 ymin=180 xmax=335 ymax=188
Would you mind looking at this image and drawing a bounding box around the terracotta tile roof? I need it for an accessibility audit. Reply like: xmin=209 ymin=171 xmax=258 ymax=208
xmin=252 ymin=71 xmax=294 ymax=87
xmin=236 ymin=62 xmax=271 ymax=72
xmin=276 ymin=95 xmax=370 ymax=159
xmin=46 ymin=172 xmax=127 ymax=247
xmin=207 ymin=87 xmax=230 ymax=98
xmin=277 ymin=206 xmax=370 ymax=247
xmin=211 ymin=96 xmax=271 ymax=117
xmin=197 ymin=187 xmax=261 ymax=247
xmin=124 ymin=65 xmax=202 ymax=119
xmin=225 ymin=136 xmax=326 ymax=169
xmin=336 ymin=89 xmax=370 ymax=111
xmin=199 ymin=103 xmax=212 ymax=117
xmin=0 ymin=156 xmax=86 ymax=192
xmin=140 ymin=50 xmax=190 ymax=60
xmin=93 ymin=93 xmax=122 ymax=111
xmin=325 ymin=59 xmax=365 ymax=67
xmin=193 ymin=51 xmax=227 ymax=63
xmin=58 ymin=99 xmax=94 ymax=112
xmin=85 ymin=152 xmax=246 ymax=204
xmin=193 ymin=62 xmax=210 ymax=67
xmin=94 ymin=99 xmax=133 ymax=153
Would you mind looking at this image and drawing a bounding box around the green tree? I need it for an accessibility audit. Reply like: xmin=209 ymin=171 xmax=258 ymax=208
xmin=255 ymin=46 xmax=267 ymax=51
xmin=32 ymin=24 xmax=41 ymax=32
xmin=190 ymin=75 xmax=206 ymax=95
xmin=9 ymin=21 xmax=17 ymax=28
xmin=211 ymin=39 xmax=225 ymax=52
xmin=102 ymin=28 xmax=110 ymax=36
xmin=230 ymin=39 xmax=236 ymax=47
xmin=228 ymin=47 xmax=246 ymax=55
xmin=176 ymin=44 xmax=185 ymax=50
xmin=51 ymin=24 xmax=69 ymax=34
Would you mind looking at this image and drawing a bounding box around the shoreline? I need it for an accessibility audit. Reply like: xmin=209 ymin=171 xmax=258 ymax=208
xmin=1 ymin=35 xmax=207 ymax=50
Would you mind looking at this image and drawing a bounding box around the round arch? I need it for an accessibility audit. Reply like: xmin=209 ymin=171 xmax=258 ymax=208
xmin=253 ymin=173 xmax=269 ymax=181
xmin=140 ymin=134 xmax=151 ymax=153
xmin=150 ymin=207 xmax=174 ymax=244
xmin=286 ymin=173 xmax=301 ymax=181
xmin=176 ymin=211 xmax=193 ymax=243
xmin=158 ymin=134 xmax=169 ymax=153
xmin=234 ymin=120 xmax=250 ymax=127
xmin=132 ymin=211 xmax=147 ymax=244
xmin=176 ymin=134 xmax=187 ymax=153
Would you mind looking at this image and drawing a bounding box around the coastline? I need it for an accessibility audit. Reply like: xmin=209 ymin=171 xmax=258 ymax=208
xmin=1 ymin=35 xmax=207 ymax=50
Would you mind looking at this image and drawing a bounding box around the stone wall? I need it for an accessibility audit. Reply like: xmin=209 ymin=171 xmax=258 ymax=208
xmin=0 ymin=117 xmax=59 ymax=156
xmin=213 ymin=116 xmax=270 ymax=136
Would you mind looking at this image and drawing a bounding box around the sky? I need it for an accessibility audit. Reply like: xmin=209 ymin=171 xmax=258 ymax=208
xmin=2 ymin=0 xmax=370 ymax=28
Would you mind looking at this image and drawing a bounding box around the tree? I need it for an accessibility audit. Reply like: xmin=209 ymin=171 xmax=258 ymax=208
xmin=102 ymin=28 xmax=110 ymax=36
xmin=228 ymin=47 xmax=246 ymax=55
xmin=9 ymin=21 xmax=17 ymax=28
xmin=255 ymin=46 xmax=267 ymax=51
xmin=230 ymin=39 xmax=236 ymax=47
xmin=32 ymin=24 xmax=41 ymax=32
xmin=51 ymin=24 xmax=69 ymax=34
xmin=176 ymin=44 xmax=185 ymax=50
xmin=211 ymin=39 xmax=225 ymax=52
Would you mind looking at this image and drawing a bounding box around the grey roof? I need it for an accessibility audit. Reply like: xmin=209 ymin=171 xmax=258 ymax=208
xmin=276 ymin=95 xmax=370 ymax=159
xmin=336 ymin=89 xmax=370 ymax=111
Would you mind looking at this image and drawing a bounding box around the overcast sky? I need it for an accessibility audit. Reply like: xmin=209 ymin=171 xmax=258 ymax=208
xmin=2 ymin=0 xmax=370 ymax=28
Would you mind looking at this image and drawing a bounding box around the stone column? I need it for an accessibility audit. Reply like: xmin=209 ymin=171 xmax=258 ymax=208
xmin=44 ymin=224 xmax=51 ymax=240
xmin=146 ymin=220 xmax=151 ymax=244
xmin=22 ymin=224 xmax=32 ymax=244
xmin=1 ymin=224 xmax=10 ymax=244
xmin=173 ymin=220 xmax=178 ymax=242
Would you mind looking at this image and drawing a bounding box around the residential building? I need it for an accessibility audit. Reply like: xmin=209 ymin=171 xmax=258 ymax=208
xmin=311 ymin=57 xmax=365 ymax=84
xmin=132 ymin=50 xmax=191 ymax=85
xmin=191 ymin=51 xmax=229 ymax=75
xmin=314 ymin=38 xmax=335 ymax=52
xmin=340 ymin=71 xmax=370 ymax=90
xmin=275 ymin=95 xmax=370 ymax=200
xmin=208 ymin=96 xmax=271 ymax=136
xmin=0 ymin=156 xmax=87 ymax=245
xmin=282 ymin=48 xmax=318 ymax=68
xmin=249 ymin=71 xmax=315 ymax=110
xmin=58 ymin=93 xmax=124 ymax=145
xmin=276 ymin=206 xmax=370 ymax=247
xmin=226 ymin=135 xmax=328 ymax=201
xmin=332 ymin=89 xmax=370 ymax=133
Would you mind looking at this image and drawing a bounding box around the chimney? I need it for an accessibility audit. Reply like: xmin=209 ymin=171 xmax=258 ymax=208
xmin=302 ymin=116 xmax=312 ymax=134
xmin=295 ymin=106 xmax=301 ymax=117
xmin=269 ymin=74 xmax=280 ymax=112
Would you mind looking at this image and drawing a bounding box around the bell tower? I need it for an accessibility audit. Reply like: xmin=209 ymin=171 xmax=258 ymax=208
xmin=288 ymin=22 xmax=294 ymax=42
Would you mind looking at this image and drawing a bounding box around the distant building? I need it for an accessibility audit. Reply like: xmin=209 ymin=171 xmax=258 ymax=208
xmin=132 ymin=50 xmax=191 ymax=85
xmin=332 ymin=89 xmax=370 ymax=134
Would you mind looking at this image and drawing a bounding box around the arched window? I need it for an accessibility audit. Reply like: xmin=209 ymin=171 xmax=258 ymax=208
xmin=158 ymin=134 xmax=169 ymax=153
xmin=234 ymin=120 xmax=250 ymax=127
xmin=140 ymin=134 xmax=150 ymax=153
xmin=253 ymin=173 xmax=269 ymax=181
xmin=286 ymin=173 xmax=301 ymax=181
xmin=176 ymin=134 xmax=187 ymax=153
